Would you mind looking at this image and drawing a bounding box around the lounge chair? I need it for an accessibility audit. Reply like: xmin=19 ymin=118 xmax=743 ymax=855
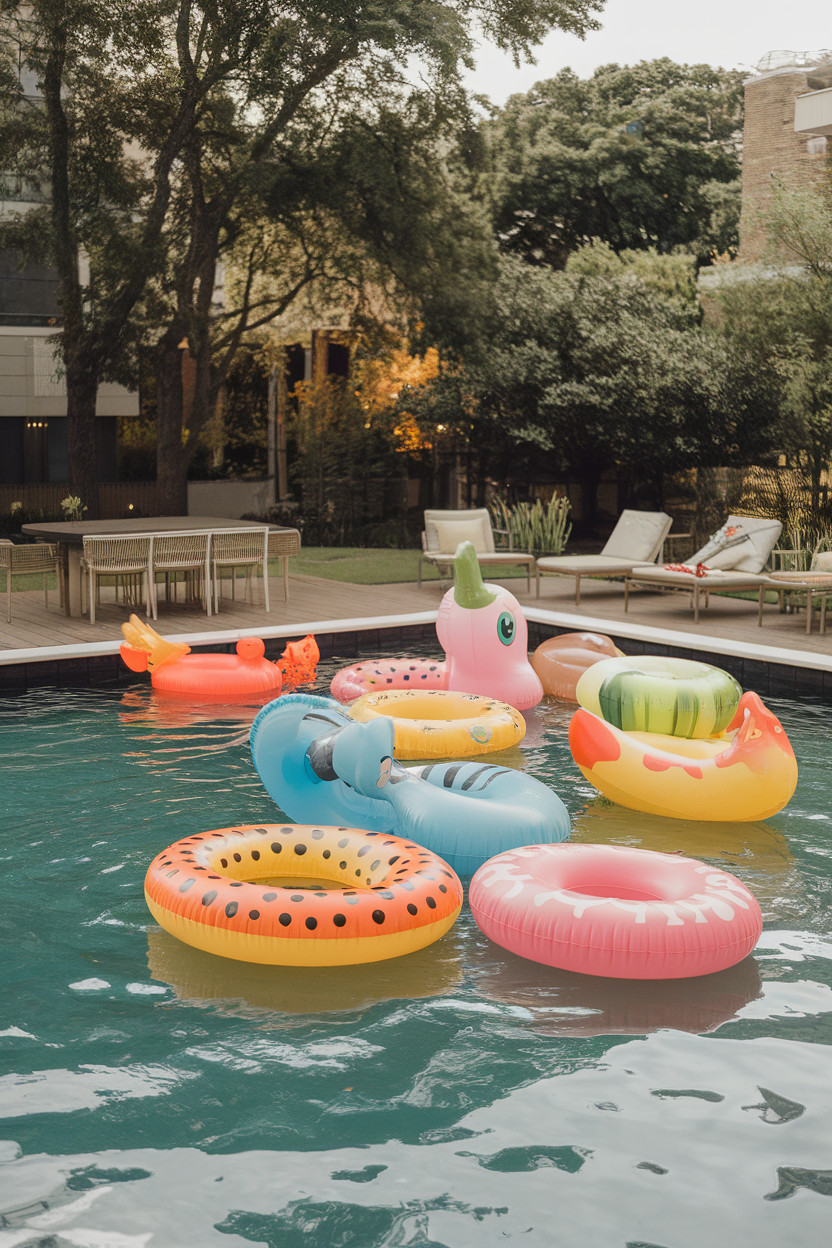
xmin=623 ymin=515 xmax=783 ymax=624
xmin=535 ymin=510 xmax=672 ymax=605
xmin=419 ymin=508 xmax=536 ymax=591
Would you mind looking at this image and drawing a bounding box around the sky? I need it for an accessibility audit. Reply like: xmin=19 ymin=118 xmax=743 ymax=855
xmin=463 ymin=0 xmax=832 ymax=103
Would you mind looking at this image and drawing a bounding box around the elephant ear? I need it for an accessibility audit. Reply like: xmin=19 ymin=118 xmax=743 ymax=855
xmin=453 ymin=542 xmax=496 ymax=609
xmin=331 ymin=717 xmax=396 ymax=795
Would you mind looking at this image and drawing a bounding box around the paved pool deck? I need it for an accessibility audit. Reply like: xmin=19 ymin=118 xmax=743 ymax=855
xmin=1 ymin=571 xmax=830 ymax=698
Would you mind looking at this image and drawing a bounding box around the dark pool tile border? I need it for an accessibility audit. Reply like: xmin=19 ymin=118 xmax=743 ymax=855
xmin=2 ymin=619 xmax=830 ymax=700
xmin=526 ymin=621 xmax=832 ymax=705
xmin=0 ymin=622 xmax=442 ymax=694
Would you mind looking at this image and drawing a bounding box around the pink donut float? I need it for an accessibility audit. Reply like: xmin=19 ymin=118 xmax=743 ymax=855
xmin=331 ymin=659 xmax=448 ymax=703
xmin=469 ymin=843 xmax=762 ymax=980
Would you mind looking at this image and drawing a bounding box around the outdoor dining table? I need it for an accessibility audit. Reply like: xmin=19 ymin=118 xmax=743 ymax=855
xmin=20 ymin=516 xmax=294 ymax=619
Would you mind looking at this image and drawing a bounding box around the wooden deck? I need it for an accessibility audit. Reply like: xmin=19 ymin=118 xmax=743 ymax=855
xmin=2 ymin=569 xmax=832 ymax=675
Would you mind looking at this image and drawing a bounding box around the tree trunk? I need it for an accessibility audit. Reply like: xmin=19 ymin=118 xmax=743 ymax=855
xmin=65 ymin=356 xmax=101 ymax=518
xmin=154 ymin=332 xmax=190 ymax=514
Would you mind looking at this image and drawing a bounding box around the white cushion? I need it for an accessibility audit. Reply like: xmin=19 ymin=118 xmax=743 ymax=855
xmin=602 ymin=510 xmax=671 ymax=561
xmin=690 ymin=516 xmax=782 ymax=574
xmin=433 ymin=517 xmax=489 ymax=553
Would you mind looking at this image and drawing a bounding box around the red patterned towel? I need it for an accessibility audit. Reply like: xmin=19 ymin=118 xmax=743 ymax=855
xmin=663 ymin=562 xmax=712 ymax=577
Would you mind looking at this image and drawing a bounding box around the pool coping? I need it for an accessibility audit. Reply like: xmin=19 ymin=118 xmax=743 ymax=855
xmin=1 ymin=605 xmax=831 ymax=701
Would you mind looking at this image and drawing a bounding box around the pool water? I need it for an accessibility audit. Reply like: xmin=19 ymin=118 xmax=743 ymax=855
xmin=1 ymin=650 xmax=831 ymax=1247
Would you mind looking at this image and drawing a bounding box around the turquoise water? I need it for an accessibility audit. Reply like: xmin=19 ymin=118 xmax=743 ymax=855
xmin=1 ymin=654 xmax=832 ymax=1247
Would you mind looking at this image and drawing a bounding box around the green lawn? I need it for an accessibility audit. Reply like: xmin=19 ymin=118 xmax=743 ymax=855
xmin=290 ymin=546 xmax=431 ymax=584
xmin=1 ymin=546 xmax=533 ymax=594
xmin=1 ymin=570 xmax=61 ymax=594
xmin=291 ymin=547 xmax=536 ymax=584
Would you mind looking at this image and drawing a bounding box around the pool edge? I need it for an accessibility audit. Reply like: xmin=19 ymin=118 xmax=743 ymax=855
xmin=1 ymin=606 xmax=830 ymax=701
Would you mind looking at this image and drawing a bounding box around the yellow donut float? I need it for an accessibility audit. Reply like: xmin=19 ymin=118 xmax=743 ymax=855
xmin=347 ymin=688 xmax=525 ymax=759
xmin=145 ymin=824 xmax=463 ymax=966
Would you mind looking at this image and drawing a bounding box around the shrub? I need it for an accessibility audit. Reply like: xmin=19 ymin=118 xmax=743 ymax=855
xmin=489 ymin=495 xmax=572 ymax=556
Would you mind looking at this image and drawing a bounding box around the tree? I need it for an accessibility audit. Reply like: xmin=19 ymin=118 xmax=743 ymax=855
xmin=482 ymin=57 xmax=743 ymax=269
xmin=143 ymin=0 xmax=606 ymax=513
xmin=407 ymin=256 xmax=781 ymax=520
xmin=2 ymin=0 xmax=604 ymax=513
xmin=715 ymin=184 xmax=832 ymax=528
xmin=147 ymin=79 xmax=500 ymax=512
xmin=565 ymin=238 xmax=699 ymax=302
xmin=0 ymin=0 xmax=186 ymax=514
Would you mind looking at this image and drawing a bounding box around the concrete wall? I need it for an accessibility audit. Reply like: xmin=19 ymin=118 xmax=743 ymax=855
xmin=0 ymin=328 xmax=138 ymax=418
xmin=187 ymin=478 xmax=275 ymax=518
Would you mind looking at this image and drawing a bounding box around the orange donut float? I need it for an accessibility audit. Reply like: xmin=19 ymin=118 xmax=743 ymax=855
xmin=145 ymin=824 xmax=462 ymax=966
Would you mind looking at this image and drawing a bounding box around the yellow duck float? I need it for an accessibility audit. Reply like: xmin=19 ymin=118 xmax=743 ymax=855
xmin=569 ymin=689 xmax=797 ymax=822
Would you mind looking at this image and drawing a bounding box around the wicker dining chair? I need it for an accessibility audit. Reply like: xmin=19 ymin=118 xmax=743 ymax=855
xmin=79 ymin=535 xmax=153 ymax=624
xmin=210 ymin=528 xmax=270 ymax=614
xmin=0 ymin=539 xmax=59 ymax=623
xmin=149 ymin=531 xmax=212 ymax=618
xmin=266 ymin=527 xmax=301 ymax=601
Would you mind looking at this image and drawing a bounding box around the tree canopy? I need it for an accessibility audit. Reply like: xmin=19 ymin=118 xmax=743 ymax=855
xmin=408 ymin=256 xmax=781 ymax=518
xmin=482 ymin=57 xmax=744 ymax=269
xmin=0 ymin=0 xmax=605 ymax=512
xmin=715 ymin=184 xmax=832 ymax=526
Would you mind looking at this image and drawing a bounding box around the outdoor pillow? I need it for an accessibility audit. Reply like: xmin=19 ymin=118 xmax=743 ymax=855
xmin=432 ymin=518 xmax=490 ymax=553
xmin=690 ymin=518 xmax=780 ymax=574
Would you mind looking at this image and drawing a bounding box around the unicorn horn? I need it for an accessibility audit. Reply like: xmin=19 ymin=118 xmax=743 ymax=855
xmin=453 ymin=542 xmax=496 ymax=609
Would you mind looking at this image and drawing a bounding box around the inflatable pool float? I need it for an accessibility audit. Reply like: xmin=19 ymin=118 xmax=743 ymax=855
xmin=330 ymin=543 xmax=543 ymax=710
xmin=121 ymin=617 xmax=319 ymax=701
xmin=145 ymin=823 xmax=462 ymax=966
xmin=120 ymin=615 xmax=283 ymax=700
xmin=531 ymin=632 xmax=624 ymax=701
xmin=436 ymin=542 xmax=543 ymax=709
xmin=278 ymin=634 xmax=320 ymax=688
xmin=331 ymin=658 xmax=447 ymax=702
xmin=576 ymin=655 xmax=741 ymax=739
xmin=347 ymin=689 xmax=525 ymax=759
xmin=250 ymin=693 xmax=570 ymax=875
xmin=569 ymin=690 xmax=797 ymax=821
xmin=469 ymin=842 xmax=763 ymax=979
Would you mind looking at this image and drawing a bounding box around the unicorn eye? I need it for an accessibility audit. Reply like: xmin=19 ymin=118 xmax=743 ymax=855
xmin=497 ymin=611 xmax=515 ymax=646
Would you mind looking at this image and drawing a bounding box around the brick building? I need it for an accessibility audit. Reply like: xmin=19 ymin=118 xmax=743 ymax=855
xmin=738 ymin=50 xmax=832 ymax=263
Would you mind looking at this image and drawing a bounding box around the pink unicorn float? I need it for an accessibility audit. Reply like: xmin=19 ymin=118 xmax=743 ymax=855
xmin=331 ymin=541 xmax=543 ymax=710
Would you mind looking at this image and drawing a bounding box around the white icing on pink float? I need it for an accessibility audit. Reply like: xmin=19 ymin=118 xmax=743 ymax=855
xmin=469 ymin=843 xmax=762 ymax=979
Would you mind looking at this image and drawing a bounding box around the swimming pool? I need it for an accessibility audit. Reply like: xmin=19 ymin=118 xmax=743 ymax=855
xmin=1 ymin=650 xmax=831 ymax=1248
